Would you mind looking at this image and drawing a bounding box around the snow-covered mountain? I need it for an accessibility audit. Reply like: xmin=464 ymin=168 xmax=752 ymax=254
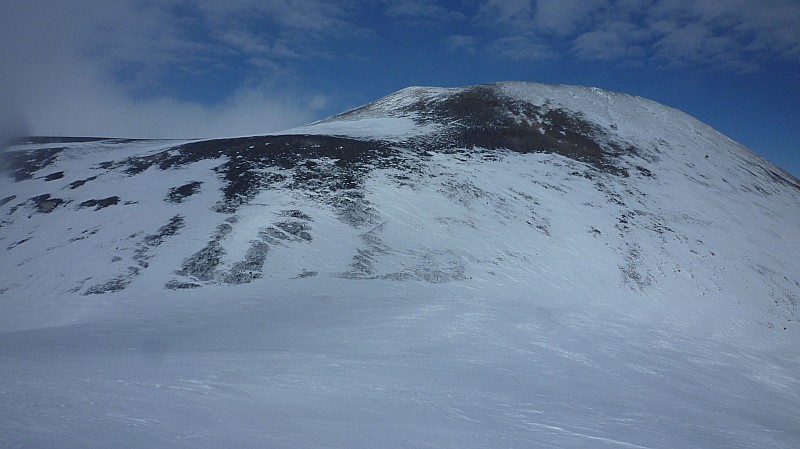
xmin=2 ymin=82 xmax=799 ymax=448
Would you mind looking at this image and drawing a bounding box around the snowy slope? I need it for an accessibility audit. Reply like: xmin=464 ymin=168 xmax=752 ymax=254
xmin=1 ymin=82 xmax=799 ymax=448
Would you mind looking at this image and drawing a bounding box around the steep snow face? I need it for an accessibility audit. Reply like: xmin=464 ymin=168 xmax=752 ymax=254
xmin=3 ymin=83 xmax=797 ymax=330
xmin=1 ymin=83 xmax=800 ymax=448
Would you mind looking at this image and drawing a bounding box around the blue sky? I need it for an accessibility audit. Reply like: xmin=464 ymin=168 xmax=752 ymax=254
xmin=2 ymin=0 xmax=799 ymax=176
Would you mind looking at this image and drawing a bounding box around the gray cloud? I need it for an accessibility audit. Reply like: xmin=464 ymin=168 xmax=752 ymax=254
xmin=0 ymin=0 xmax=349 ymax=139
xmin=639 ymin=0 xmax=800 ymax=70
xmin=0 ymin=111 xmax=28 ymax=152
xmin=382 ymin=0 xmax=466 ymax=27
xmin=473 ymin=0 xmax=800 ymax=71
xmin=195 ymin=0 xmax=356 ymax=34
xmin=444 ymin=35 xmax=478 ymax=54
xmin=476 ymin=0 xmax=535 ymax=32
xmin=486 ymin=37 xmax=557 ymax=61
xmin=573 ymin=27 xmax=638 ymax=61
xmin=4 ymin=0 xmax=799 ymax=140
xmin=533 ymin=0 xmax=606 ymax=35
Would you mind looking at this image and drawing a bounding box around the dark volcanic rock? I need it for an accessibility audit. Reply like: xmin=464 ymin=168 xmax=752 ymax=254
xmin=115 ymin=134 xmax=410 ymax=219
xmin=142 ymin=215 xmax=185 ymax=247
xmin=79 ymin=196 xmax=120 ymax=210
xmin=44 ymin=171 xmax=65 ymax=181
xmin=0 ymin=195 xmax=15 ymax=208
xmin=165 ymin=280 xmax=202 ymax=290
xmin=2 ymin=82 xmax=799 ymax=337
xmin=3 ymin=147 xmax=64 ymax=181
xmin=397 ymin=85 xmax=633 ymax=175
xmin=95 ymin=86 xmax=637 ymax=227
xmin=83 ymin=215 xmax=186 ymax=295
xmin=30 ymin=194 xmax=66 ymax=213
xmin=326 ymin=84 xmax=639 ymax=176
xmin=167 ymin=181 xmax=203 ymax=203
xmin=176 ymin=241 xmax=225 ymax=282
xmin=221 ymin=241 xmax=270 ymax=284
xmin=69 ymin=176 xmax=97 ymax=189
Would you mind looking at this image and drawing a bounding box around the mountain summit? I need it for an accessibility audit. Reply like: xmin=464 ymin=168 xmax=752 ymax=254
xmin=3 ymin=82 xmax=797 ymax=322
xmin=2 ymin=82 xmax=800 ymax=448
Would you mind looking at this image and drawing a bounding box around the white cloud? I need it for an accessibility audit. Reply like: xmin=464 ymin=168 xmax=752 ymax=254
xmin=571 ymin=18 xmax=653 ymax=61
xmin=382 ymin=0 xmax=465 ymax=27
xmin=533 ymin=0 xmax=605 ymax=35
xmin=642 ymin=0 xmax=800 ymax=71
xmin=4 ymin=0 xmax=799 ymax=141
xmin=444 ymin=35 xmax=478 ymax=54
xmin=573 ymin=29 xmax=630 ymax=61
xmin=194 ymin=0 xmax=356 ymax=35
xmin=22 ymin=78 xmax=319 ymax=139
xmin=0 ymin=0 xmax=351 ymax=139
xmin=473 ymin=0 xmax=800 ymax=71
xmin=476 ymin=0 xmax=534 ymax=32
xmin=486 ymin=37 xmax=556 ymax=61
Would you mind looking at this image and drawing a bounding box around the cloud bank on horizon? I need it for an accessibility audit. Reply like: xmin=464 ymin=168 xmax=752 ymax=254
xmin=2 ymin=1 xmax=799 ymax=174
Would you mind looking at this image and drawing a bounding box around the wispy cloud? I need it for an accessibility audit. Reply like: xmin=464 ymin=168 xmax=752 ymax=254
xmin=486 ymin=37 xmax=557 ymax=61
xmin=2 ymin=0 xmax=799 ymax=141
xmin=476 ymin=0 xmax=535 ymax=33
xmin=381 ymin=0 xmax=466 ymax=28
xmin=444 ymin=34 xmax=478 ymax=54
xmin=0 ymin=0 xmax=354 ymax=138
xmin=532 ymin=0 xmax=606 ymax=35
xmin=571 ymin=20 xmax=652 ymax=61
xmin=472 ymin=0 xmax=800 ymax=71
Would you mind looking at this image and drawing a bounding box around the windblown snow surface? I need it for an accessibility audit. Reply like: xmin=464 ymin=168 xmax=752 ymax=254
xmin=1 ymin=82 xmax=799 ymax=448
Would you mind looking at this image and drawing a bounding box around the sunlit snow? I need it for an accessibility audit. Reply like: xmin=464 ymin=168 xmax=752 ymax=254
xmin=1 ymin=82 xmax=799 ymax=448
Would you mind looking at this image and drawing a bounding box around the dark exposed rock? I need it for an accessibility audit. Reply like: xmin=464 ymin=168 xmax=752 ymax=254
xmin=346 ymin=84 xmax=635 ymax=175
xmin=620 ymin=244 xmax=654 ymax=290
xmin=68 ymin=228 xmax=99 ymax=243
xmin=30 ymin=194 xmax=66 ymax=213
xmin=114 ymin=135 xmax=406 ymax=216
xmin=69 ymin=176 xmax=97 ymax=189
xmin=83 ymin=267 xmax=139 ymax=295
xmin=4 ymin=86 xmax=689 ymax=293
xmin=95 ymin=86 xmax=637 ymax=230
xmin=84 ymin=278 xmax=130 ymax=295
xmin=78 ymin=196 xmax=120 ymax=210
xmin=280 ymin=209 xmax=313 ymax=221
xmin=3 ymin=147 xmax=64 ymax=181
xmin=166 ymin=181 xmax=203 ymax=203
xmin=295 ymin=270 xmax=318 ymax=278
xmin=259 ymin=226 xmax=291 ymax=243
xmin=176 ymin=241 xmax=225 ymax=282
xmin=341 ymin=224 xmax=389 ymax=279
xmin=2 ymin=82 xmax=798 ymax=338
xmin=221 ymin=241 xmax=270 ymax=284
xmin=7 ymin=237 xmax=32 ymax=250
xmin=172 ymin=210 xmax=320 ymax=286
xmin=83 ymin=215 xmax=186 ymax=295
xmin=142 ymin=215 xmax=185 ymax=247
xmin=0 ymin=195 xmax=15 ymax=207
xmin=275 ymin=221 xmax=312 ymax=242
xmin=165 ymin=280 xmax=202 ymax=290
xmin=175 ymin=236 xmax=271 ymax=285
xmin=764 ymin=167 xmax=800 ymax=191
xmin=214 ymin=222 xmax=234 ymax=240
